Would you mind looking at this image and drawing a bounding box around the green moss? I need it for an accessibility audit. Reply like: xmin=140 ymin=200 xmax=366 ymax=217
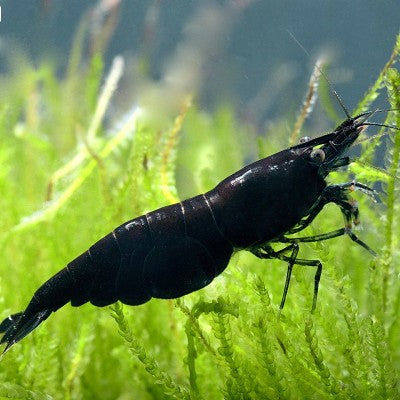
xmin=0 ymin=19 xmax=399 ymax=400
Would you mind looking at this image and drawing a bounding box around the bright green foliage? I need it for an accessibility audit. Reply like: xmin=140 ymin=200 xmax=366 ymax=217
xmin=0 ymin=23 xmax=400 ymax=400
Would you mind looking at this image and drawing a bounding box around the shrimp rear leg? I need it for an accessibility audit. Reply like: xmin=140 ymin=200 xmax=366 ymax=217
xmin=252 ymin=244 xmax=322 ymax=312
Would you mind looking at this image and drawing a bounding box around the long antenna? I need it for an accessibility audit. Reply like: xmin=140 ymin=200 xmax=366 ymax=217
xmin=353 ymin=159 xmax=398 ymax=182
xmin=287 ymin=30 xmax=352 ymax=119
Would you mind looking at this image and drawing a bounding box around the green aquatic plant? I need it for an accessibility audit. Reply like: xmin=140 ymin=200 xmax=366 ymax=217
xmin=0 ymin=15 xmax=399 ymax=400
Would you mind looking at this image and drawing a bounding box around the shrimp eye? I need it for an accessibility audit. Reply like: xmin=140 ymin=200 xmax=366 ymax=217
xmin=310 ymin=148 xmax=325 ymax=162
xmin=299 ymin=136 xmax=311 ymax=144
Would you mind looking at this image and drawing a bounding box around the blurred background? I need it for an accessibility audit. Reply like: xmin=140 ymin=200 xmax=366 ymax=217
xmin=0 ymin=0 xmax=399 ymax=131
